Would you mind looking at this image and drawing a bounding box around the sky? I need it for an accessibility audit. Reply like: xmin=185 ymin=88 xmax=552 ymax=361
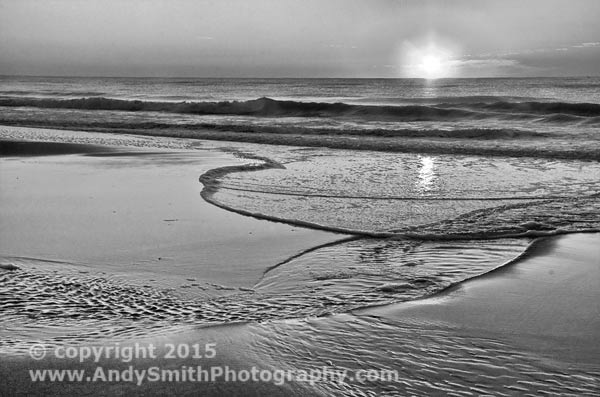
xmin=1 ymin=0 xmax=599 ymax=78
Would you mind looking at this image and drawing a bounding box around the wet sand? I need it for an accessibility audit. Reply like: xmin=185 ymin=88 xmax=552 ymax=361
xmin=0 ymin=138 xmax=339 ymax=296
xmin=1 ymin=233 xmax=598 ymax=396
xmin=366 ymin=232 xmax=600 ymax=365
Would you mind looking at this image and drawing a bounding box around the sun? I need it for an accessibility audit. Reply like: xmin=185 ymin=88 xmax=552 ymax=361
xmin=419 ymin=54 xmax=444 ymax=79
xmin=400 ymin=39 xmax=458 ymax=79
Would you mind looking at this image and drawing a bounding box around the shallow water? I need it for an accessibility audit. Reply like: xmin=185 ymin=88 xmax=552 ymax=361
xmin=243 ymin=312 xmax=600 ymax=396
xmin=211 ymin=147 xmax=600 ymax=236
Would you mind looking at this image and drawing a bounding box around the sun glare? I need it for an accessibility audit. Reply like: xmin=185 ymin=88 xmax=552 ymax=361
xmin=400 ymin=39 xmax=458 ymax=79
xmin=420 ymin=55 xmax=444 ymax=79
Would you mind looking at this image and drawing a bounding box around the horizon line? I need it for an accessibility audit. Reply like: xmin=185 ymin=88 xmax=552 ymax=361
xmin=1 ymin=74 xmax=599 ymax=80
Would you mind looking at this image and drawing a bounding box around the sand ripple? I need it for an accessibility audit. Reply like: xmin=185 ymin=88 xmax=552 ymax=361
xmin=247 ymin=314 xmax=600 ymax=395
xmin=0 ymin=237 xmax=529 ymax=353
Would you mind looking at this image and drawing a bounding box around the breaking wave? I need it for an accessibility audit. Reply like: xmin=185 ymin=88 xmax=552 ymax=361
xmin=2 ymin=96 xmax=600 ymax=121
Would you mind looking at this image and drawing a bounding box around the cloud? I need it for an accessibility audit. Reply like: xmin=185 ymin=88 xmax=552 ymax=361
xmin=450 ymin=59 xmax=520 ymax=68
xmin=325 ymin=44 xmax=358 ymax=49
xmin=444 ymin=58 xmax=541 ymax=77
xmin=572 ymin=42 xmax=600 ymax=48
xmin=473 ymin=41 xmax=600 ymax=59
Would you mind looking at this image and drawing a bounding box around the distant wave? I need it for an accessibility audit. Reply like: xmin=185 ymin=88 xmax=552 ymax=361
xmin=0 ymin=96 xmax=476 ymax=120
xmin=2 ymin=96 xmax=600 ymax=121
xmin=352 ymin=95 xmax=543 ymax=104
xmin=0 ymin=90 xmax=107 ymax=97
xmin=437 ymin=100 xmax=600 ymax=117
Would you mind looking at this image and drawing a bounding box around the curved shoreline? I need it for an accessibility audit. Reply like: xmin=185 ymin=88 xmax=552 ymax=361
xmin=198 ymin=148 xmax=600 ymax=240
xmin=198 ymin=149 xmax=397 ymax=238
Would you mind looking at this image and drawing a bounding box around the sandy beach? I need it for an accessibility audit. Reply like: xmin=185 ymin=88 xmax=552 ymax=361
xmin=0 ymin=127 xmax=598 ymax=396
xmin=1 ymin=230 xmax=598 ymax=395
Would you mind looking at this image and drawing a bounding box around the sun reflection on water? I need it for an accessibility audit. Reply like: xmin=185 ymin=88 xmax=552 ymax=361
xmin=417 ymin=156 xmax=436 ymax=193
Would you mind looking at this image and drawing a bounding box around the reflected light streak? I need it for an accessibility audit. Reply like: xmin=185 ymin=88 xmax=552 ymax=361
xmin=417 ymin=156 xmax=436 ymax=193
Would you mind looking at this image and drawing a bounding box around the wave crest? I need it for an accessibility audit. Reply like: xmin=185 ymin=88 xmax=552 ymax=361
xmin=2 ymin=96 xmax=600 ymax=120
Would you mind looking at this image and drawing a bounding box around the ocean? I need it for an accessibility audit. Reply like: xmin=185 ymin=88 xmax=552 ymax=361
xmin=1 ymin=76 xmax=600 ymax=160
xmin=1 ymin=76 xmax=599 ymax=394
